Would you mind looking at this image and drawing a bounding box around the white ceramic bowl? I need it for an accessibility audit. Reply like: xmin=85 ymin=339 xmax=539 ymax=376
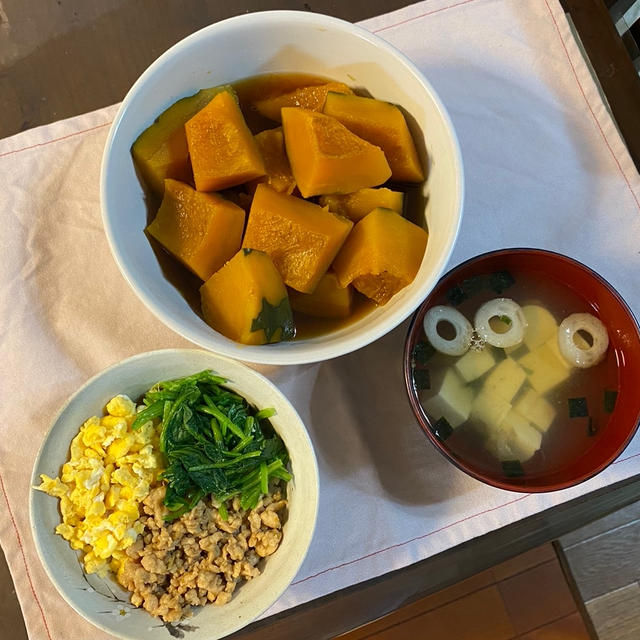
xmin=101 ymin=10 xmax=464 ymax=365
xmin=30 ymin=349 xmax=319 ymax=640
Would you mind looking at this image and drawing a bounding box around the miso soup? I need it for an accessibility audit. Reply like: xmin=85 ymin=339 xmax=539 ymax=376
xmin=410 ymin=268 xmax=619 ymax=481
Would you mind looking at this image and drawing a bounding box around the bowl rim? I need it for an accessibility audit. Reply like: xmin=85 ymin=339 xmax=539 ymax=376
xmin=29 ymin=347 xmax=319 ymax=639
xmin=99 ymin=9 xmax=465 ymax=366
xmin=403 ymin=247 xmax=640 ymax=493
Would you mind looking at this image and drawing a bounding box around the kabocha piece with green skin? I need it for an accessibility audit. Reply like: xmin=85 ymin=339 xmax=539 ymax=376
xmin=131 ymin=85 xmax=234 ymax=197
xmin=132 ymin=370 xmax=291 ymax=521
xmin=200 ymin=248 xmax=295 ymax=345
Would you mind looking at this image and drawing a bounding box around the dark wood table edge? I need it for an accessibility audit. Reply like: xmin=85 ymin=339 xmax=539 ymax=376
xmin=229 ymin=474 xmax=640 ymax=639
xmin=561 ymin=0 xmax=640 ymax=171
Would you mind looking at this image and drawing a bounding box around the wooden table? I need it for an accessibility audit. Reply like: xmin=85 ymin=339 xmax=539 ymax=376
xmin=2 ymin=1 xmax=639 ymax=638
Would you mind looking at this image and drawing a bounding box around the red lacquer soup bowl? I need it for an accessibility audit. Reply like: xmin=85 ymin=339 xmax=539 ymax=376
xmin=404 ymin=249 xmax=640 ymax=492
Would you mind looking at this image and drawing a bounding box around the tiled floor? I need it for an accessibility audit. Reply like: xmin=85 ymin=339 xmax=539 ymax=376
xmin=335 ymin=544 xmax=591 ymax=640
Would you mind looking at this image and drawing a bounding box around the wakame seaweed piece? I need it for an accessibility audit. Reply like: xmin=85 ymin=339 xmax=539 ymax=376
xmin=568 ymin=397 xmax=588 ymax=418
xmin=413 ymin=368 xmax=431 ymax=390
xmin=412 ymin=340 xmax=435 ymax=365
xmin=489 ymin=270 xmax=515 ymax=294
xmin=431 ymin=417 xmax=453 ymax=441
xmin=587 ymin=417 xmax=598 ymax=437
xmin=460 ymin=274 xmax=489 ymax=297
xmin=502 ymin=459 xmax=525 ymax=478
xmin=604 ymin=389 xmax=618 ymax=413
xmin=446 ymin=283 xmax=467 ymax=306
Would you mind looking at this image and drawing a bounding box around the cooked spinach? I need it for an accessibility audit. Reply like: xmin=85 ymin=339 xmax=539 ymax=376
xmin=132 ymin=370 xmax=291 ymax=521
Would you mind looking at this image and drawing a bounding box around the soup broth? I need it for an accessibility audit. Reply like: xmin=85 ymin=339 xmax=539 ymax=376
xmin=411 ymin=267 xmax=620 ymax=481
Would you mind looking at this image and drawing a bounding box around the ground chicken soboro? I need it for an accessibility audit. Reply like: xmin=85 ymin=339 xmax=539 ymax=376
xmin=117 ymin=484 xmax=287 ymax=622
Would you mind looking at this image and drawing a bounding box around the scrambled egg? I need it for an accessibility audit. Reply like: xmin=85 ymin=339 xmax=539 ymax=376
xmin=35 ymin=394 xmax=161 ymax=577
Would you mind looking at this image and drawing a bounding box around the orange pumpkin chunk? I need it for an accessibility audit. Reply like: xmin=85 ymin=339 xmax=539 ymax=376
xmin=281 ymin=107 xmax=391 ymax=198
xmin=246 ymin=127 xmax=296 ymax=195
xmin=243 ymin=183 xmax=353 ymax=293
xmin=333 ymin=207 xmax=428 ymax=305
xmin=185 ymin=90 xmax=266 ymax=191
xmin=200 ymin=248 xmax=294 ymax=345
xmin=323 ymin=92 xmax=424 ymax=183
xmin=254 ymin=81 xmax=353 ymax=122
xmin=319 ymin=187 xmax=404 ymax=222
xmin=146 ymin=178 xmax=246 ymax=281
xmin=289 ymin=271 xmax=353 ymax=319
xmin=131 ymin=86 xmax=230 ymax=197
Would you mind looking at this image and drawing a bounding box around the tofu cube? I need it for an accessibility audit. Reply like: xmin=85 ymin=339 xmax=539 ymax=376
xmin=502 ymin=409 xmax=542 ymax=462
xmin=504 ymin=343 xmax=528 ymax=358
xmin=421 ymin=368 xmax=474 ymax=429
xmin=513 ymin=388 xmax=556 ymax=433
xmin=470 ymin=388 xmax=511 ymax=432
xmin=545 ymin=335 xmax=572 ymax=369
xmin=518 ymin=342 xmax=570 ymax=394
xmin=486 ymin=426 xmax=517 ymax=461
xmin=454 ymin=347 xmax=496 ymax=383
xmin=522 ymin=304 xmax=558 ymax=350
xmin=484 ymin=358 xmax=527 ymax=403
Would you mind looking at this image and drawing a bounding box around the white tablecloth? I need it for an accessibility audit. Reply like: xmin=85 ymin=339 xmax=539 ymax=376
xmin=1 ymin=0 xmax=639 ymax=638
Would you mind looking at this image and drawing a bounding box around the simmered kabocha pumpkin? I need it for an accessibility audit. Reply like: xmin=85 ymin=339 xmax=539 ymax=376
xmin=133 ymin=73 xmax=430 ymax=344
xmin=281 ymin=107 xmax=391 ymax=198
xmin=131 ymin=85 xmax=231 ymax=197
xmin=289 ymin=271 xmax=353 ymax=319
xmin=185 ymin=90 xmax=266 ymax=192
xmin=242 ymin=183 xmax=353 ymax=293
xmin=200 ymin=248 xmax=294 ymax=345
xmin=246 ymin=127 xmax=296 ymax=195
xmin=319 ymin=187 xmax=404 ymax=222
xmin=254 ymin=81 xmax=353 ymax=123
xmin=146 ymin=179 xmax=246 ymax=281
xmin=333 ymin=207 xmax=428 ymax=305
xmin=323 ymin=92 xmax=424 ymax=183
